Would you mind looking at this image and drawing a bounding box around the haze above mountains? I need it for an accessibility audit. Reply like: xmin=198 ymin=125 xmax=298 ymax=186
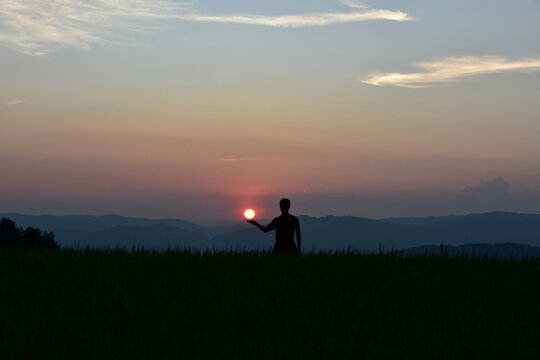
xmin=3 ymin=212 xmax=540 ymax=258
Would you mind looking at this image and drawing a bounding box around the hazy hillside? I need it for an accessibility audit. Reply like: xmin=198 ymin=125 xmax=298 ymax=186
xmin=418 ymin=212 xmax=540 ymax=246
xmin=380 ymin=215 xmax=461 ymax=225
xmin=57 ymin=224 xmax=209 ymax=250
xmin=3 ymin=211 xmax=540 ymax=252
xmin=298 ymin=216 xmax=420 ymax=251
xmin=212 ymin=212 xmax=540 ymax=251
xmin=1 ymin=213 xmax=211 ymax=234
xmin=211 ymin=216 xmax=419 ymax=251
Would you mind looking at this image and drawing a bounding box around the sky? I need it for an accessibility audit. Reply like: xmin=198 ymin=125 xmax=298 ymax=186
xmin=1 ymin=0 xmax=540 ymax=221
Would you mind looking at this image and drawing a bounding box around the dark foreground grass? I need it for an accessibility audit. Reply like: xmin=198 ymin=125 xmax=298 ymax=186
xmin=1 ymin=249 xmax=540 ymax=359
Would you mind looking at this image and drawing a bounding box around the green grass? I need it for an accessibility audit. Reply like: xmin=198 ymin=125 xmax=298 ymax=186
xmin=1 ymin=249 xmax=540 ymax=359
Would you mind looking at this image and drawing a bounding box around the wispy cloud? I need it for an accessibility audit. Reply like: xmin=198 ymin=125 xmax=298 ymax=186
xmin=178 ymin=0 xmax=410 ymax=27
xmin=178 ymin=9 xmax=410 ymax=28
xmin=0 ymin=0 xmax=188 ymax=56
xmin=5 ymin=99 xmax=25 ymax=106
xmin=0 ymin=0 xmax=412 ymax=56
xmin=462 ymin=177 xmax=510 ymax=198
xmin=338 ymin=0 xmax=369 ymax=9
xmin=362 ymin=56 xmax=540 ymax=88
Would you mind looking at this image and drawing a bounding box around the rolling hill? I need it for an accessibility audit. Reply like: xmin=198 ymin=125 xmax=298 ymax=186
xmin=2 ymin=211 xmax=540 ymax=253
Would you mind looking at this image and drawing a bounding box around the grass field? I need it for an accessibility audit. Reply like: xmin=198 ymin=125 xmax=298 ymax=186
xmin=1 ymin=249 xmax=539 ymax=359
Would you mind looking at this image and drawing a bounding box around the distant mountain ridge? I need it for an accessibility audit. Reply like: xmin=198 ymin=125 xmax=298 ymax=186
xmin=56 ymin=224 xmax=209 ymax=250
xmin=0 ymin=213 xmax=212 ymax=235
xmin=2 ymin=211 xmax=540 ymax=253
xmin=381 ymin=215 xmax=461 ymax=225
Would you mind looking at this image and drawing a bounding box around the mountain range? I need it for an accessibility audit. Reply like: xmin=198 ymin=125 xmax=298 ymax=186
xmin=2 ymin=212 xmax=540 ymax=256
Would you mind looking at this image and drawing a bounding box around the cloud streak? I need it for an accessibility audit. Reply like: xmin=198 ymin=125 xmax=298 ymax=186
xmin=338 ymin=0 xmax=369 ymax=9
xmin=0 ymin=0 xmax=411 ymax=56
xmin=0 ymin=0 xmax=188 ymax=56
xmin=178 ymin=9 xmax=410 ymax=28
xmin=5 ymin=99 xmax=25 ymax=106
xmin=362 ymin=56 xmax=540 ymax=88
xmin=462 ymin=177 xmax=510 ymax=198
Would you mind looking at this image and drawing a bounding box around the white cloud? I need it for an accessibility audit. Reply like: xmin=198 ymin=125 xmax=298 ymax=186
xmin=338 ymin=0 xmax=369 ymax=9
xmin=0 ymin=0 xmax=188 ymax=56
xmin=180 ymin=0 xmax=412 ymax=28
xmin=0 ymin=0 xmax=412 ymax=56
xmin=178 ymin=10 xmax=410 ymax=28
xmin=5 ymin=99 xmax=25 ymax=105
xmin=362 ymin=56 xmax=540 ymax=88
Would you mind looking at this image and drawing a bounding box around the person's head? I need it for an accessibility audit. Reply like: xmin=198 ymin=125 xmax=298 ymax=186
xmin=279 ymin=198 xmax=291 ymax=213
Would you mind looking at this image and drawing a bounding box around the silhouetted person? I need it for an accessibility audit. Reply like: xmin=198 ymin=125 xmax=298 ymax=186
xmin=247 ymin=198 xmax=301 ymax=254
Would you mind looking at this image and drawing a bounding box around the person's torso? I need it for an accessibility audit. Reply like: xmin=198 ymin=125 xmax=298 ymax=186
xmin=273 ymin=214 xmax=298 ymax=245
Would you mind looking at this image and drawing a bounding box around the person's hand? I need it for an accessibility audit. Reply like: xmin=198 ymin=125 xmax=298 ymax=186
xmin=246 ymin=220 xmax=257 ymax=225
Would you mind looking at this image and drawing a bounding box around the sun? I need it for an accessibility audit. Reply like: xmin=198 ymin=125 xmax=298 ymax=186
xmin=244 ymin=208 xmax=256 ymax=220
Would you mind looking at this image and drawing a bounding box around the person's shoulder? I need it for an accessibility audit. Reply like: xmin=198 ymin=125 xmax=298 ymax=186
xmin=288 ymin=214 xmax=299 ymax=222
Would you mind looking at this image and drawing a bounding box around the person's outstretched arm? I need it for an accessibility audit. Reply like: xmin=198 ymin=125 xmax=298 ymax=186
xmin=246 ymin=220 xmax=275 ymax=233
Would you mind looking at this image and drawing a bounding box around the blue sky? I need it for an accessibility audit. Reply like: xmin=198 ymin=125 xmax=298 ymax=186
xmin=1 ymin=0 xmax=540 ymax=220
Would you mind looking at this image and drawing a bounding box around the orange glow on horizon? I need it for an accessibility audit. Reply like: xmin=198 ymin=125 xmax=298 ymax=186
xmin=244 ymin=208 xmax=256 ymax=219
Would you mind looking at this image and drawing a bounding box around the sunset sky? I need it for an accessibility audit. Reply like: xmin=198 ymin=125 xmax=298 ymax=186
xmin=1 ymin=0 xmax=540 ymax=221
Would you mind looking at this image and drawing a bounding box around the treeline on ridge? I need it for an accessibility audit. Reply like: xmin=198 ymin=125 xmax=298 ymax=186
xmin=0 ymin=218 xmax=59 ymax=249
